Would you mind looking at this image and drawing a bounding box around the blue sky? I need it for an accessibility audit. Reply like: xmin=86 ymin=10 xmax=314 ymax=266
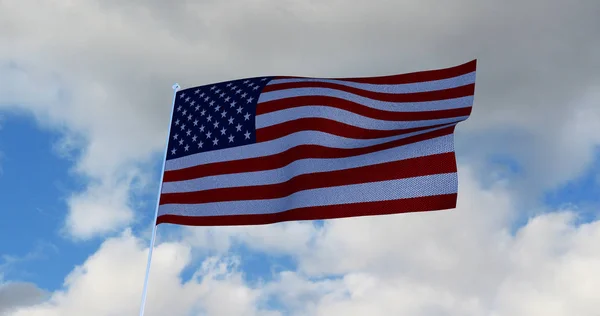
xmin=1 ymin=1 xmax=600 ymax=315
xmin=0 ymin=113 xmax=89 ymax=290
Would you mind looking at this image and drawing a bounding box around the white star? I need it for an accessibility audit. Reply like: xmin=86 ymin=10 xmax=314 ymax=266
xmin=236 ymin=124 xmax=242 ymax=132
xmin=204 ymin=96 xmax=210 ymax=102
xmin=192 ymin=135 xmax=197 ymax=142
xmin=213 ymin=138 xmax=219 ymax=146
xmin=228 ymin=117 xmax=234 ymax=124
xmin=253 ymin=86 xmax=259 ymax=90
xmin=186 ymin=129 xmax=191 ymax=136
xmin=215 ymin=89 xmax=221 ymax=94
xmin=190 ymin=100 xmax=196 ymax=106
xmin=182 ymin=109 xmax=187 ymax=115
xmin=226 ymin=83 xmax=232 ymax=87
xmin=206 ymin=131 xmax=212 ymax=138
xmin=179 ymin=93 xmax=185 ymax=98
xmin=230 ymin=85 xmax=237 ymax=90
xmin=219 ymin=92 xmax=225 ymax=98
xmin=244 ymin=113 xmax=251 ymax=120
xmin=210 ymin=86 xmax=216 ymax=90
xmin=214 ymin=121 xmax=219 ymax=129
xmin=241 ymin=92 xmax=247 ymax=98
xmin=201 ymin=109 xmax=206 ymax=116
xmin=198 ymin=141 xmax=203 ymax=148
xmin=261 ymin=78 xmax=267 ymax=81
xmin=185 ymin=97 xmax=190 ymax=102
xmin=199 ymin=125 xmax=205 ymax=132
xmin=247 ymin=97 xmax=254 ymax=103
xmin=184 ymin=145 xmax=189 ymax=151
xmin=225 ymin=96 xmax=231 ymax=102
xmin=195 ymin=105 xmax=200 ymax=111
xmin=209 ymin=101 xmax=215 ymax=106
xmin=220 ymin=127 xmax=226 ymax=135
xmin=215 ymin=105 xmax=221 ymax=112
xmin=236 ymin=106 xmax=243 ymax=114
xmin=179 ymin=139 xmax=184 ymax=145
xmin=187 ymin=114 xmax=193 ymax=121
xmin=200 ymin=92 xmax=205 ymax=97
xmin=248 ymin=82 xmax=254 ymax=87
xmin=175 ymin=119 xmax=180 ymax=125
xmin=180 ymin=124 xmax=186 ymax=131
xmin=193 ymin=119 xmax=199 ymax=126
xmin=236 ymin=89 xmax=242 ymax=94
xmin=171 ymin=148 xmax=177 ymax=154
xmin=177 ymin=105 xmax=182 ymax=112
xmin=207 ymin=115 xmax=212 ymax=122
xmin=195 ymin=89 xmax=200 ymax=94
xmin=228 ymin=135 xmax=234 ymax=142
xmin=244 ymin=131 xmax=251 ymax=139
xmin=243 ymin=80 xmax=250 ymax=84
xmin=221 ymin=110 xmax=227 ymax=118
xmin=173 ymin=134 xmax=178 ymax=140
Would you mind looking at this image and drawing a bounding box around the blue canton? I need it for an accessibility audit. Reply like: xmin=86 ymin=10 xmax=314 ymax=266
xmin=167 ymin=77 xmax=273 ymax=160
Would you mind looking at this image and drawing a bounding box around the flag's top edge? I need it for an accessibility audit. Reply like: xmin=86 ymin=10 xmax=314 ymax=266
xmin=175 ymin=60 xmax=477 ymax=93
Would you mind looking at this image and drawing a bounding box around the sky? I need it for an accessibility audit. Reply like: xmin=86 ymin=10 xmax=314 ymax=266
xmin=0 ymin=0 xmax=599 ymax=315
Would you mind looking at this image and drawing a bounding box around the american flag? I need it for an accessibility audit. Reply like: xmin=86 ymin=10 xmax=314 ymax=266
xmin=156 ymin=60 xmax=476 ymax=226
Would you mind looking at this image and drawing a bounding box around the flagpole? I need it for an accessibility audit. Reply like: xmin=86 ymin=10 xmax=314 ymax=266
xmin=138 ymin=83 xmax=180 ymax=316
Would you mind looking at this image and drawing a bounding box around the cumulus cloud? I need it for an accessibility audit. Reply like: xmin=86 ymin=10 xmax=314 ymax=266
xmin=5 ymin=164 xmax=600 ymax=316
xmin=1 ymin=0 xmax=600 ymax=238
xmin=7 ymin=230 xmax=277 ymax=316
xmin=64 ymin=178 xmax=137 ymax=239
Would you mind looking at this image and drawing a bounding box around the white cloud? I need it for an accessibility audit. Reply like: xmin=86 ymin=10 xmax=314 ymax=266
xmin=462 ymin=85 xmax=600 ymax=199
xmin=8 ymin=229 xmax=277 ymax=316
xmin=64 ymin=179 xmax=136 ymax=240
xmin=181 ymin=220 xmax=318 ymax=257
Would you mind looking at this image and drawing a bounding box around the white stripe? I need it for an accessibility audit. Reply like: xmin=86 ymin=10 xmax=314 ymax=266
xmin=164 ymin=124 xmax=455 ymax=171
xmin=256 ymin=105 xmax=469 ymax=129
xmin=258 ymin=88 xmax=473 ymax=112
xmin=158 ymin=173 xmax=457 ymax=217
xmin=267 ymin=71 xmax=475 ymax=94
xmin=161 ymin=135 xmax=453 ymax=193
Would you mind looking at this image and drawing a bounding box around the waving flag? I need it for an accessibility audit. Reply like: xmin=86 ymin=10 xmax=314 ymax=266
xmin=156 ymin=60 xmax=476 ymax=226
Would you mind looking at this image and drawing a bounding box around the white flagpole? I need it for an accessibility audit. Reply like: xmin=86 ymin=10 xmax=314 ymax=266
xmin=138 ymin=83 xmax=181 ymax=316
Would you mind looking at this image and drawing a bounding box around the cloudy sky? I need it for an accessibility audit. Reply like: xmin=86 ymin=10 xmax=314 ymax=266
xmin=1 ymin=0 xmax=600 ymax=315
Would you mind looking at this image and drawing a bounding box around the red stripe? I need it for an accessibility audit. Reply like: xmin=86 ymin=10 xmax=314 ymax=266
xmin=261 ymin=83 xmax=474 ymax=103
xmin=274 ymin=60 xmax=476 ymax=85
xmin=160 ymin=152 xmax=456 ymax=205
xmin=257 ymin=96 xmax=472 ymax=121
xmin=156 ymin=194 xmax=457 ymax=226
xmin=256 ymin=118 xmax=454 ymax=142
xmin=163 ymin=126 xmax=455 ymax=182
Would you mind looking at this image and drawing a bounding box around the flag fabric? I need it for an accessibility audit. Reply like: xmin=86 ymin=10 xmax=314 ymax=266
xmin=156 ymin=60 xmax=477 ymax=226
